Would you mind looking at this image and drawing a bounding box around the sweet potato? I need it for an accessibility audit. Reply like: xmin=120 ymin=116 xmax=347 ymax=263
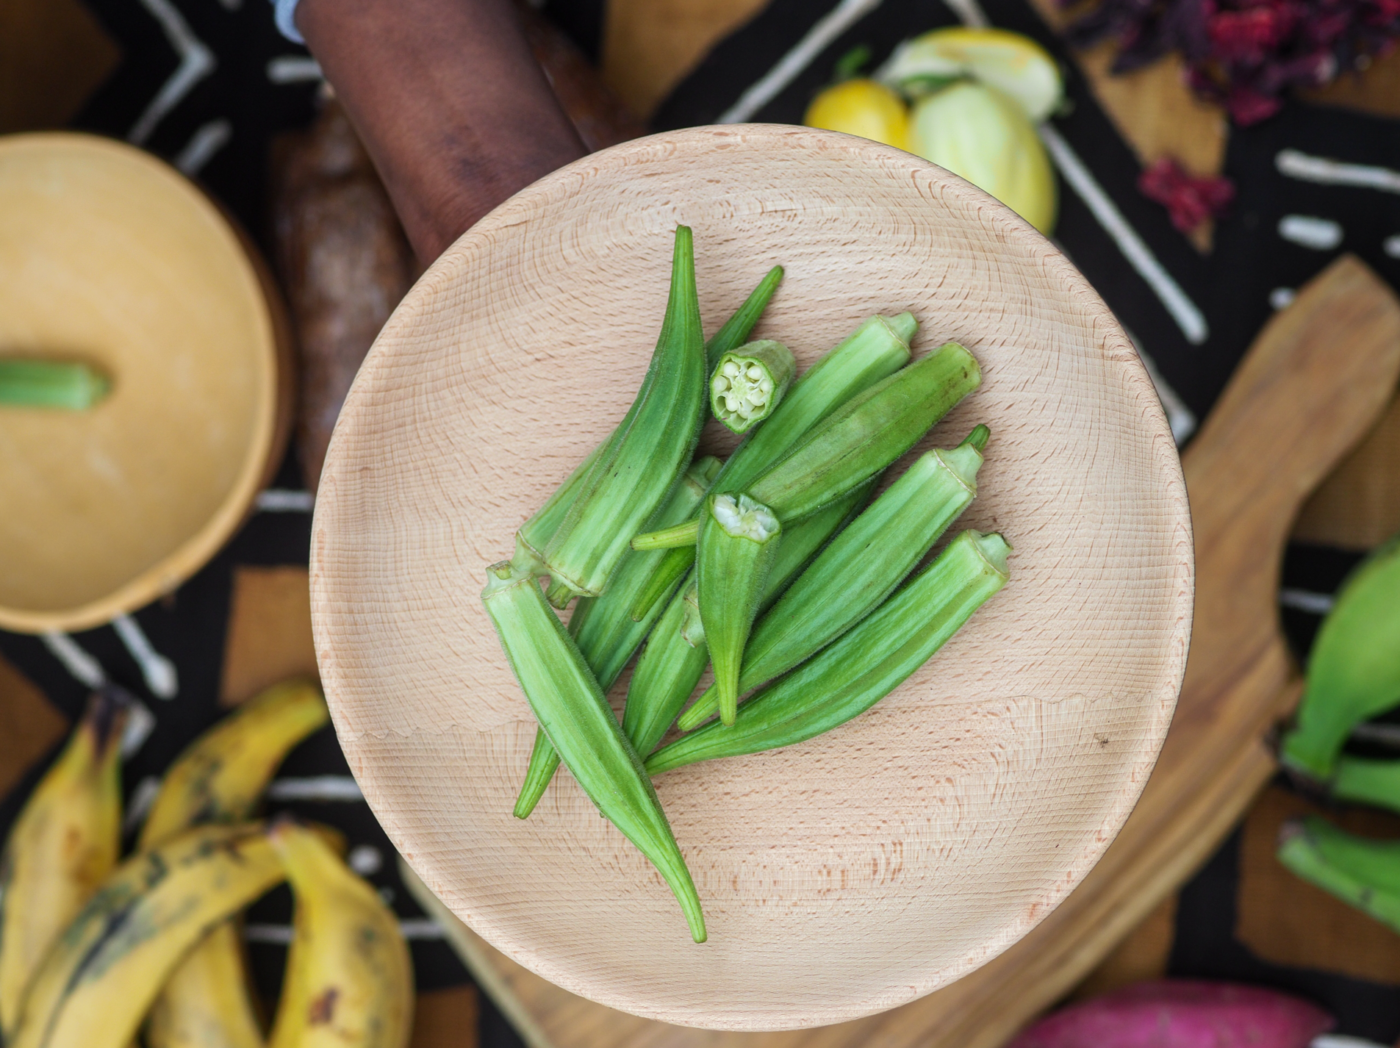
xmin=1009 ymin=980 xmax=1333 ymax=1048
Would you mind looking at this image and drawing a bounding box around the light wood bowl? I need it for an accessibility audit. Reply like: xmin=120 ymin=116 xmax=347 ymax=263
xmin=311 ymin=125 xmax=1193 ymax=1031
xmin=0 ymin=133 xmax=288 ymax=634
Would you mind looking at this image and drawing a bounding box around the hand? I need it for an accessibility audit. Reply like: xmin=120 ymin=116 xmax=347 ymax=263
xmin=296 ymin=0 xmax=588 ymax=264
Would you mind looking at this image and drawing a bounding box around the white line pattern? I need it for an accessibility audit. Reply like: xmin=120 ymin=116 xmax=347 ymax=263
xmin=1279 ymin=588 xmax=1335 ymax=615
xmin=1278 ymin=214 xmax=1343 ymax=251
xmin=718 ymin=0 xmax=884 ymax=124
xmin=1277 ymin=149 xmax=1400 ymax=195
xmin=268 ymin=776 xmax=364 ymax=801
xmin=1038 ymin=125 xmax=1209 ymax=345
xmin=42 ymin=632 xmax=106 ymax=688
xmin=174 ymin=119 xmax=232 ymax=175
xmin=113 ymin=614 xmax=179 ymax=699
xmin=129 ymin=0 xmax=216 ymax=145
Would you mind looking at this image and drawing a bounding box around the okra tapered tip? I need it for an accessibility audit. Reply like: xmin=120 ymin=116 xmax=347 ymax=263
xmin=961 ymin=424 xmax=991 ymax=452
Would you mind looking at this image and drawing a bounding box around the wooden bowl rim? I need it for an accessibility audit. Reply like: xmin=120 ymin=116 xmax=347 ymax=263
xmin=312 ymin=123 xmax=1193 ymax=1028
xmin=0 ymin=132 xmax=284 ymax=635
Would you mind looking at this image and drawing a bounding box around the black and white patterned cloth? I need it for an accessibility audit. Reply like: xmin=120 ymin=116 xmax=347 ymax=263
xmin=2 ymin=0 xmax=1399 ymax=1043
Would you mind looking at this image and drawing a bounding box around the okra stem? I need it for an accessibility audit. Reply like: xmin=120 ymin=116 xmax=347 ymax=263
xmin=632 ymin=520 xmax=699 ymax=551
xmin=679 ymin=431 xmax=987 ymax=732
xmin=482 ymin=564 xmax=705 ymax=942
xmin=697 ymin=495 xmax=782 ymax=726
xmin=648 ymin=531 xmax=1009 ymax=774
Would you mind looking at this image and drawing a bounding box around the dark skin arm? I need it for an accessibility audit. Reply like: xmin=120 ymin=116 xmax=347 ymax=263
xmin=296 ymin=0 xmax=588 ymax=265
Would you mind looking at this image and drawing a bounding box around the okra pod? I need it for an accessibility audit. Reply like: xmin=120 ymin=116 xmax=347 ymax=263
xmin=630 ymin=313 xmax=917 ymax=551
xmin=482 ymin=564 xmax=705 ymax=942
xmin=697 ymin=495 xmax=783 ymax=725
xmin=746 ymin=341 xmax=981 ymax=522
xmin=513 ymin=444 xmax=605 ymax=577
xmin=630 ymin=544 xmax=699 ymax=622
xmin=521 ymin=264 xmax=780 ymax=578
xmin=647 ymin=530 xmax=1009 ymax=775
xmin=679 ymin=427 xmax=987 ymax=732
xmin=539 ymin=227 xmax=708 ymax=601
xmin=711 ymin=340 xmax=796 ymax=434
xmin=0 ymin=360 xmax=110 ymax=410
xmin=1277 ymin=816 xmax=1400 ymax=933
xmin=705 ymin=266 xmax=785 ymax=371
xmin=623 ymin=487 xmax=868 ymax=758
xmin=514 ymin=457 xmax=720 ymax=819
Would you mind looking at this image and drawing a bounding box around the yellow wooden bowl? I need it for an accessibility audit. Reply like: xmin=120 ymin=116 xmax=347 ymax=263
xmin=0 ymin=134 xmax=288 ymax=634
xmin=311 ymin=125 xmax=1193 ymax=1030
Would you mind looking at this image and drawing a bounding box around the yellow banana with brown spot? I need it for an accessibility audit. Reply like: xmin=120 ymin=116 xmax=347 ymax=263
xmin=267 ymin=821 xmax=412 ymax=1048
xmin=0 ymin=687 xmax=128 ymax=1040
xmin=8 ymin=823 xmax=284 ymax=1048
xmin=139 ymin=679 xmax=330 ymax=1048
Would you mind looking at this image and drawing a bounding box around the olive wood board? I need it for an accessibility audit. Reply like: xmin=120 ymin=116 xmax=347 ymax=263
xmin=405 ymin=253 xmax=1400 ymax=1045
xmin=312 ymin=124 xmax=1192 ymax=1030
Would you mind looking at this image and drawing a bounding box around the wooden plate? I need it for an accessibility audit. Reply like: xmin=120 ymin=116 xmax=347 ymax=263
xmin=0 ymin=133 xmax=288 ymax=634
xmin=311 ymin=125 xmax=1193 ymax=1031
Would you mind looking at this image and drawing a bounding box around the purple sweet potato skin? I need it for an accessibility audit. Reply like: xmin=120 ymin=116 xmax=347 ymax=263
xmin=1008 ymin=980 xmax=1333 ymax=1048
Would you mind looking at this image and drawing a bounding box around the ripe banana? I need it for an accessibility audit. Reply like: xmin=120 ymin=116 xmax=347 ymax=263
xmin=267 ymin=821 xmax=413 ymax=1048
xmin=139 ymin=679 xmax=329 ymax=1048
xmin=1281 ymin=535 xmax=1400 ymax=781
xmin=0 ymin=686 xmax=129 ymax=1040
xmin=7 ymin=823 xmax=284 ymax=1048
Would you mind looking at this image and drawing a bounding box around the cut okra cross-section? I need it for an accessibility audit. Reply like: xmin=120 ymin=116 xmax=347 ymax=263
xmin=710 ymin=340 xmax=796 ymax=434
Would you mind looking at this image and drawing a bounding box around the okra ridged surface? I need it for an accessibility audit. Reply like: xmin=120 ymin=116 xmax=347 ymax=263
xmin=680 ymin=428 xmax=988 ymax=733
xmin=649 ymin=531 xmax=1009 ymax=775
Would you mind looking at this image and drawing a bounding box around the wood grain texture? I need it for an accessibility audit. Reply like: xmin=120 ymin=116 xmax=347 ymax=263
xmin=0 ymin=134 xmax=282 ymax=634
xmin=312 ymin=124 xmax=1190 ymax=1030
xmin=405 ymin=253 xmax=1400 ymax=1047
xmin=1293 ymin=391 xmax=1400 ymax=550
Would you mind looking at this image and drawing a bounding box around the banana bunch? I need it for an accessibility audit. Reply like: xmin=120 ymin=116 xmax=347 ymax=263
xmin=0 ymin=678 xmax=414 ymax=1048
xmin=1274 ymin=536 xmax=1400 ymax=932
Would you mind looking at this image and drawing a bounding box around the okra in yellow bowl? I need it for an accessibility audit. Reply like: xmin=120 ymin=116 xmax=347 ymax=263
xmin=311 ymin=125 xmax=1193 ymax=1032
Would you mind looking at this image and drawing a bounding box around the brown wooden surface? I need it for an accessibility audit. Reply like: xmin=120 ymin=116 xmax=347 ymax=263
xmin=313 ymin=123 xmax=1190 ymax=1030
xmin=1294 ymin=392 xmax=1400 ymax=551
xmin=409 ymin=254 xmax=1400 ymax=1046
xmin=0 ymin=654 xmax=69 ymax=801
xmin=220 ymin=566 xmax=319 ymax=707
xmin=0 ymin=0 xmax=119 ymax=136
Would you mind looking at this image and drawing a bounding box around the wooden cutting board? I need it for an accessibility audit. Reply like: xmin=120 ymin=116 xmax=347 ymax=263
xmin=403 ymin=253 xmax=1400 ymax=1047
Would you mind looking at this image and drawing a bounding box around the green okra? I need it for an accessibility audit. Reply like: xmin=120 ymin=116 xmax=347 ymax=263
xmin=623 ymin=488 xmax=868 ymax=759
xmin=1330 ymin=755 xmax=1400 ymax=813
xmin=746 ymin=341 xmax=982 ymax=523
xmin=482 ymin=563 xmax=705 ymax=942
xmin=1277 ymin=815 xmax=1400 ymax=933
xmin=705 ymin=266 xmax=785 ymax=372
xmin=696 ymin=494 xmax=783 ymax=725
xmin=678 ymin=426 xmax=988 ymax=733
xmin=647 ymin=530 xmax=1009 ymax=775
xmin=631 ymin=313 xmax=917 ymax=551
xmin=514 ymin=456 xmax=721 ymax=819
xmin=630 ymin=545 xmax=698 ymax=622
xmin=622 ymin=582 xmax=713 ymax=762
xmin=519 ymin=265 xmax=781 ymax=579
xmin=711 ymin=340 xmax=797 ymax=434
xmin=1281 ymin=535 xmax=1400 ymax=781
xmin=536 ymin=227 xmax=708 ymax=602
xmin=0 ymin=360 xmax=110 ymax=410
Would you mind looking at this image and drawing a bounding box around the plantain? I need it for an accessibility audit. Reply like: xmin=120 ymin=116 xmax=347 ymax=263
xmin=1281 ymin=535 xmax=1400 ymax=781
xmin=267 ymin=821 xmax=413 ymax=1048
xmin=0 ymin=686 xmax=129 ymax=1040
xmin=139 ymin=680 xmax=330 ymax=1048
xmin=7 ymin=824 xmax=284 ymax=1048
